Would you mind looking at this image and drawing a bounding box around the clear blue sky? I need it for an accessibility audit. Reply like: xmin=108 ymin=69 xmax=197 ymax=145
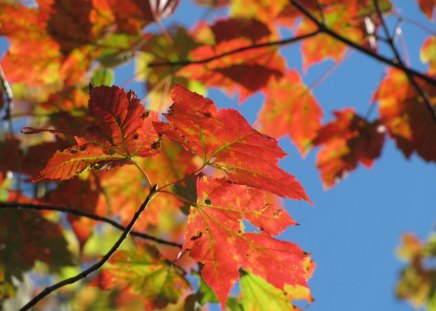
xmin=1 ymin=1 xmax=434 ymax=310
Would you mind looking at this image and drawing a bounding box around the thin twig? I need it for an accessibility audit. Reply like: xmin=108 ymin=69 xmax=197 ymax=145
xmin=0 ymin=202 xmax=181 ymax=248
xmin=18 ymin=185 xmax=159 ymax=311
xmin=148 ymin=31 xmax=321 ymax=68
xmin=373 ymin=0 xmax=436 ymax=122
xmin=289 ymin=0 xmax=436 ymax=87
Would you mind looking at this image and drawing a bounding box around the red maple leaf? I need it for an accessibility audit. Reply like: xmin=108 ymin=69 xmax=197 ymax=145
xmin=32 ymin=86 xmax=160 ymax=181
xmin=373 ymin=68 xmax=436 ymax=162
xmin=183 ymin=176 xmax=311 ymax=307
xmin=154 ymin=85 xmax=311 ymax=202
xmin=313 ymin=108 xmax=385 ymax=188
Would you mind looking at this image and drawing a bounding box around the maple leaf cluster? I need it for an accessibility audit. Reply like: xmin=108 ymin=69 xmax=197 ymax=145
xmin=0 ymin=0 xmax=435 ymax=310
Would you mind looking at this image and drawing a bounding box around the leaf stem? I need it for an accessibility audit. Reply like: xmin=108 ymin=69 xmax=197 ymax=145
xmin=131 ymin=159 xmax=153 ymax=187
xmin=0 ymin=202 xmax=181 ymax=248
xmin=18 ymin=185 xmax=159 ymax=311
xmin=158 ymin=189 xmax=196 ymax=206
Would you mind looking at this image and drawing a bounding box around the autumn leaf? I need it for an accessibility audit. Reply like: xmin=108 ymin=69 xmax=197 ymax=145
xmin=313 ymin=108 xmax=385 ymax=188
xmin=374 ymin=68 xmax=436 ymax=162
xmin=417 ymin=0 xmax=436 ymax=20
xmin=101 ymin=244 xmax=191 ymax=309
xmin=258 ymin=70 xmax=322 ymax=156
xmin=154 ymin=85 xmax=311 ymax=202
xmin=294 ymin=0 xmax=392 ymax=71
xmin=420 ymin=36 xmax=436 ymax=75
xmin=183 ymin=177 xmax=312 ymax=307
xmin=135 ymin=26 xmax=201 ymax=112
xmin=44 ymin=178 xmax=101 ymax=248
xmin=230 ymin=0 xmax=289 ymax=24
xmin=178 ymin=18 xmax=286 ymax=102
xmin=94 ymin=0 xmax=179 ymax=35
xmin=396 ymin=233 xmax=436 ymax=310
xmin=211 ymin=18 xmax=271 ymax=43
xmin=239 ymin=271 xmax=313 ymax=311
xmin=32 ymin=85 xmax=161 ymax=181
xmin=0 ymin=191 xmax=73 ymax=285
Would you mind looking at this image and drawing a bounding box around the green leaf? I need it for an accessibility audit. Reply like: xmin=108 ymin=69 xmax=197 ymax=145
xmin=91 ymin=67 xmax=114 ymax=86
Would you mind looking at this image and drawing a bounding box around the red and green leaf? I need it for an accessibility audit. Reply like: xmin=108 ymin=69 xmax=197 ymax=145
xmin=420 ymin=36 xmax=436 ymax=75
xmin=183 ymin=176 xmax=312 ymax=307
xmin=100 ymin=244 xmax=191 ymax=309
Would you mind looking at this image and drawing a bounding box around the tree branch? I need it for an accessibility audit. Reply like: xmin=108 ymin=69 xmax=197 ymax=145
xmin=0 ymin=201 xmax=182 ymax=248
xmin=148 ymin=31 xmax=321 ymax=68
xmin=18 ymin=185 xmax=159 ymax=311
xmin=372 ymin=0 xmax=436 ymax=122
xmin=289 ymin=0 xmax=436 ymax=87
xmin=0 ymin=65 xmax=13 ymax=120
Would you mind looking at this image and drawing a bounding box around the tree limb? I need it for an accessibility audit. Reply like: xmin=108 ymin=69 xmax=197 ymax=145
xmin=372 ymin=0 xmax=436 ymax=122
xmin=289 ymin=0 xmax=436 ymax=87
xmin=18 ymin=185 xmax=160 ymax=311
xmin=0 ymin=201 xmax=182 ymax=248
xmin=0 ymin=65 xmax=13 ymax=120
xmin=148 ymin=31 xmax=321 ymax=67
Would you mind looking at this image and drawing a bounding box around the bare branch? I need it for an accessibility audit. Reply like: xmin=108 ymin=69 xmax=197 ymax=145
xmin=0 ymin=65 xmax=13 ymax=120
xmin=0 ymin=201 xmax=182 ymax=248
xmin=18 ymin=185 xmax=160 ymax=310
xmin=148 ymin=31 xmax=321 ymax=68
xmin=373 ymin=0 xmax=436 ymax=122
xmin=289 ymin=0 xmax=436 ymax=87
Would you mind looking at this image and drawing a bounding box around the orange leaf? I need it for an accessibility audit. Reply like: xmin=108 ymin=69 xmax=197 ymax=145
xmin=420 ymin=36 xmax=436 ymax=75
xmin=258 ymin=70 xmax=323 ymax=156
xmin=374 ymin=68 xmax=436 ymax=162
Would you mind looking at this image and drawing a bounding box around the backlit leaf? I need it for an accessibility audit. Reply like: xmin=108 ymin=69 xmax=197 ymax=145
xmin=313 ymin=108 xmax=385 ymax=188
xmin=102 ymin=244 xmax=191 ymax=309
xmin=154 ymin=85 xmax=311 ymax=202
xmin=32 ymin=86 xmax=161 ymax=181
xmin=420 ymin=36 xmax=436 ymax=75
xmin=178 ymin=18 xmax=285 ymax=102
xmin=258 ymin=70 xmax=323 ymax=156
xmin=183 ymin=176 xmax=312 ymax=307
xmin=374 ymin=68 xmax=436 ymax=162
xmin=417 ymin=0 xmax=436 ymax=20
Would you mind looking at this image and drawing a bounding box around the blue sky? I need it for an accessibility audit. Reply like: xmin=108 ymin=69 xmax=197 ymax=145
xmin=1 ymin=1 xmax=434 ymax=310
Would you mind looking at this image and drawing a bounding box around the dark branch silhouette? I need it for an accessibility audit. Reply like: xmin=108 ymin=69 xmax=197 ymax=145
xmin=0 ymin=65 xmax=13 ymax=120
xmin=148 ymin=31 xmax=320 ymax=67
xmin=19 ymin=185 xmax=159 ymax=311
xmin=372 ymin=0 xmax=436 ymax=121
xmin=288 ymin=0 xmax=436 ymax=87
xmin=0 ymin=202 xmax=182 ymax=248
